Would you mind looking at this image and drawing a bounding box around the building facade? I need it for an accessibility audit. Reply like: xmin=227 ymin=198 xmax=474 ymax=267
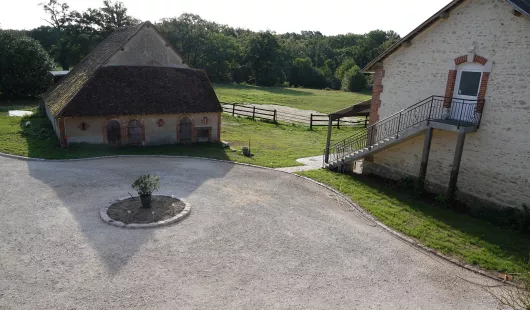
xmin=43 ymin=22 xmax=222 ymax=147
xmin=361 ymin=0 xmax=530 ymax=209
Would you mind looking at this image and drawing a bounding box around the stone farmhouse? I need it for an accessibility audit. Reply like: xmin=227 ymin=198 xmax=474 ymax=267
xmin=43 ymin=21 xmax=222 ymax=147
xmin=325 ymin=0 xmax=530 ymax=210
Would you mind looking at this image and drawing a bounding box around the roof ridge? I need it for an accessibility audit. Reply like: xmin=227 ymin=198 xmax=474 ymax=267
xmin=55 ymin=22 xmax=147 ymax=116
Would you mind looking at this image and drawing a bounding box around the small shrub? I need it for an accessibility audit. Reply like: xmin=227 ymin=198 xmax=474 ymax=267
xmin=131 ymin=174 xmax=160 ymax=197
xmin=341 ymin=65 xmax=366 ymax=92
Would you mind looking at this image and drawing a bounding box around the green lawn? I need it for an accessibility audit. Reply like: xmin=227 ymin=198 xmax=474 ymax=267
xmin=213 ymin=83 xmax=371 ymax=114
xmin=0 ymin=101 xmax=356 ymax=168
xmin=299 ymin=169 xmax=530 ymax=274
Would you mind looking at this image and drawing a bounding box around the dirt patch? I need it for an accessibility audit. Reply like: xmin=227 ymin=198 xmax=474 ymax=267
xmin=107 ymin=196 xmax=185 ymax=224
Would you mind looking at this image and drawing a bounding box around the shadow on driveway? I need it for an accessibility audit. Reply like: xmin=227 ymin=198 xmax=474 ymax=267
xmin=25 ymin=156 xmax=233 ymax=275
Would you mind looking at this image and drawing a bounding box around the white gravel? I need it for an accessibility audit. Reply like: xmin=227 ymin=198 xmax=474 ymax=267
xmin=0 ymin=156 xmax=498 ymax=309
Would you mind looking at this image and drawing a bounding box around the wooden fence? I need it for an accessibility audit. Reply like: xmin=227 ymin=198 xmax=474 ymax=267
xmin=221 ymin=103 xmax=367 ymax=129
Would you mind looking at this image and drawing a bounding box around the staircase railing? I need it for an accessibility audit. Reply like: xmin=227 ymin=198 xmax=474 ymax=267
xmin=324 ymin=95 xmax=484 ymax=165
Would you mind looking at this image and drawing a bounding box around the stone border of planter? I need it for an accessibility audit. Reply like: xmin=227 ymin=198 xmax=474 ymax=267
xmin=100 ymin=196 xmax=191 ymax=229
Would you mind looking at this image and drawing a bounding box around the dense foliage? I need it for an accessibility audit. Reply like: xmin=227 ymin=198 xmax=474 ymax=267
xmin=0 ymin=32 xmax=54 ymax=96
xmin=157 ymin=14 xmax=400 ymax=90
xmin=4 ymin=0 xmax=400 ymax=94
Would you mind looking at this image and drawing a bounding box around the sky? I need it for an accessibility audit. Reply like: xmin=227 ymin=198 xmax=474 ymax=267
xmin=1 ymin=0 xmax=450 ymax=36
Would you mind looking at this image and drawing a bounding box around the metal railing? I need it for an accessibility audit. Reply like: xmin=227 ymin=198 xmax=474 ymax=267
xmin=324 ymin=95 xmax=484 ymax=165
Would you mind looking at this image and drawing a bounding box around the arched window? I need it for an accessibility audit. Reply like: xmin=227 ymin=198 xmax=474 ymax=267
xmin=179 ymin=117 xmax=192 ymax=143
xmin=128 ymin=120 xmax=142 ymax=144
xmin=106 ymin=120 xmax=121 ymax=144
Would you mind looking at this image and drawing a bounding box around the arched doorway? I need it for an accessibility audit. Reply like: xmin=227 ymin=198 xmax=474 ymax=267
xmin=179 ymin=117 xmax=192 ymax=143
xmin=106 ymin=120 xmax=121 ymax=144
xmin=127 ymin=120 xmax=143 ymax=144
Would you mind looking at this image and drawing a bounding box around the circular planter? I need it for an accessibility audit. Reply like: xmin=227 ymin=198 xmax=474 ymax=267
xmin=100 ymin=195 xmax=191 ymax=229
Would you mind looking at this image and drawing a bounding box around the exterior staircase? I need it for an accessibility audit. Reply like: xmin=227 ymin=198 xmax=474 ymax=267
xmin=324 ymin=95 xmax=484 ymax=169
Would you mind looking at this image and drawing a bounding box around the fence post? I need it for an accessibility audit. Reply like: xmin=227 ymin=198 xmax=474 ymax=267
xmin=273 ymin=109 xmax=277 ymax=123
xmin=310 ymin=114 xmax=313 ymax=130
xmin=232 ymin=103 xmax=235 ymax=116
xmin=252 ymin=106 xmax=256 ymax=120
xmin=336 ymin=119 xmax=340 ymax=129
xmin=364 ymin=116 xmax=368 ymax=128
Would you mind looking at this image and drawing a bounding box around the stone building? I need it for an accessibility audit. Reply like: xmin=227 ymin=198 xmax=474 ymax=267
xmin=325 ymin=0 xmax=530 ymax=210
xmin=43 ymin=21 xmax=222 ymax=147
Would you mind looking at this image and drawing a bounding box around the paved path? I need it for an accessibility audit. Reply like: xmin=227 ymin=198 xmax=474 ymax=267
xmin=0 ymin=156 xmax=498 ymax=309
xmin=275 ymin=155 xmax=324 ymax=173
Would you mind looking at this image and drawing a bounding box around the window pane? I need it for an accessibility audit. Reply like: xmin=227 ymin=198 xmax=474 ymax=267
xmin=458 ymin=71 xmax=482 ymax=96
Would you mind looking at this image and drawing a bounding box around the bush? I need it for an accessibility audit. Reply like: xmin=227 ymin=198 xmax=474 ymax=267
xmin=0 ymin=31 xmax=54 ymax=97
xmin=131 ymin=174 xmax=160 ymax=197
xmin=289 ymin=57 xmax=328 ymax=89
xmin=341 ymin=65 xmax=366 ymax=92
xmin=335 ymin=59 xmax=355 ymax=81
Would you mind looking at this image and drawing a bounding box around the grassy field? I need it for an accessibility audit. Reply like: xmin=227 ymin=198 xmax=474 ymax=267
xmin=0 ymin=101 xmax=356 ymax=167
xmin=300 ymin=169 xmax=530 ymax=274
xmin=213 ymin=83 xmax=371 ymax=114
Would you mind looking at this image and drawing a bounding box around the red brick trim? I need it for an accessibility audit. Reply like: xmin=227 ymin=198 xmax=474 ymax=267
xmin=58 ymin=117 xmax=67 ymax=147
xmin=477 ymin=72 xmax=489 ymax=113
xmin=217 ymin=112 xmax=221 ymax=142
xmin=191 ymin=119 xmax=197 ymax=142
xmin=369 ymin=65 xmax=384 ymax=124
xmin=444 ymin=70 xmax=457 ymax=107
xmin=454 ymin=55 xmax=468 ymax=65
xmin=445 ymin=54 xmax=490 ymax=108
xmin=473 ymin=55 xmax=488 ymax=65
xmin=103 ymin=118 xmax=123 ymax=144
xmin=177 ymin=116 xmax=192 ymax=143
xmin=126 ymin=119 xmax=146 ymax=144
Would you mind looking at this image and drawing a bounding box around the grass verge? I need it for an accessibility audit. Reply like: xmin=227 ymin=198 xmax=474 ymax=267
xmin=299 ymin=169 xmax=530 ymax=274
xmin=213 ymin=83 xmax=371 ymax=114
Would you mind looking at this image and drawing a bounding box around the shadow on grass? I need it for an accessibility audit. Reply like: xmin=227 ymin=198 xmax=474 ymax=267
xmin=331 ymin=171 xmax=530 ymax=272
xmin=0 ymin=96 xmax=40 ymax=112
xmin=214 ymin=83 xmax=312 ymax=97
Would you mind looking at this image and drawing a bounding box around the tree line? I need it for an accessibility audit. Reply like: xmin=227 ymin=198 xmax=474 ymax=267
xmin=0 ymin=0 xmax=400 ymax=96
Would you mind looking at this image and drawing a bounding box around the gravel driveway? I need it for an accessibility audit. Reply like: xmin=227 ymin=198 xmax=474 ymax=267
xmin=0 ymin=156 xmax=498 ymax=309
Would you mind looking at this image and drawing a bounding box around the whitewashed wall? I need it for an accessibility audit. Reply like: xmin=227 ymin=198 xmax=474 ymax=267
xmin=369 ymin=0 xmax=530 ymax=209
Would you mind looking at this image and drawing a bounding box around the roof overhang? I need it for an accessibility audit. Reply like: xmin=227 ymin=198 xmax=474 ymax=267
xmin=329 ymin=99 xmax=371 ymax=120
xmin=363 ymin=0 xmax=530 ymax=72
xmin=363 ymin=0 xmax=466 ymax=72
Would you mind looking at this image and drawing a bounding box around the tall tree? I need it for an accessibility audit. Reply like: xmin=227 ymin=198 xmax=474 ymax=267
xmin=243 ymin=31 xmax=284 ymax=86
xmin=98 ymin=1 xmax=139 ymax=34
xmin=0 ymin=31 xmax=54 ymax=96
xmin=40 ymin=0 xmax=72 ymax=69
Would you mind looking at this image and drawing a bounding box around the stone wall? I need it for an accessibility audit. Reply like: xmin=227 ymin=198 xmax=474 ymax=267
xmin=64 ymin=112 xmax=221 ymax=145
xmin=367 ymin=0 xmax=530 ymax=209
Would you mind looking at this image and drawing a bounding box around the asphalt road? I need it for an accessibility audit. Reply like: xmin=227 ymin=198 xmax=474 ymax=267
xmin=0 ymin=156 xmax=498 ymax=309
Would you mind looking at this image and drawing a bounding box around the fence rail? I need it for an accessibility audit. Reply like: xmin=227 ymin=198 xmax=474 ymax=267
xmin=221 ymin=102 xmax=367 ymax=129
